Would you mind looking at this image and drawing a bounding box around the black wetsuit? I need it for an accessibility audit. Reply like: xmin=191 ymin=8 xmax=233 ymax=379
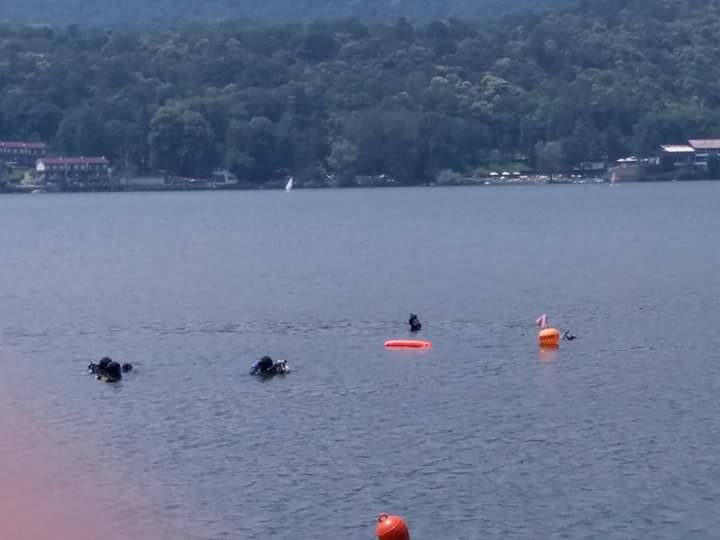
xmin=257 ymin=356 xmax=274 ymax=373
xmin=96 ymin=361 xmax=123 ymax=382
xmin=409 ymin=315 xmax=422 ymax=333
xmin=89 ymin=357 xmax=113 ymax=375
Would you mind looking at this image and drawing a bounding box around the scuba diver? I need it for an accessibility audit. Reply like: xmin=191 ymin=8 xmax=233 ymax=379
xmin=250 ymin=356 xmax=290 ymax=377
xmin=88 ymin=356 xmax=112 ymax=375
xmin=562 ymin=330 xmax=577 ymax=341
xmin=101 ymin=361 xmax=123 ymax=382
xmin=88 ymin=357 xmax=133 ymax=382
xmin=409 ymin=313 xmax=422 ymax=333
xmin=252 ymin=355 xmax=274 ymax=374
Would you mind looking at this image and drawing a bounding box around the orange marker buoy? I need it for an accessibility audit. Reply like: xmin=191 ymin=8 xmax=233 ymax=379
xmin=376 ymin=513 xmax=410 ymax=540
xmin=384 ymin=340 xmax=432 ymax=349
xmin=538 ymin=327 xmax=560 ymax=348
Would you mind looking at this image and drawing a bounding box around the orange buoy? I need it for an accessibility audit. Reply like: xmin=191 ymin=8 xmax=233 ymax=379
xmin=376 ymin=513 xmax=410 ymax=540
xmin=384 ymin=340 xmax=432 ymax=349
xmin=538 ymin=327 xmax=561 ymax=348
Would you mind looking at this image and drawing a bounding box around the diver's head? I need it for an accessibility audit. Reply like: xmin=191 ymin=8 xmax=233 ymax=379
xmin=99 ymin=357 xmax=112 ymax=369
xmin=106 ymin=361 xmax=122 ymax=381
xmin=121 ymin=363 xmax=133 ymax=373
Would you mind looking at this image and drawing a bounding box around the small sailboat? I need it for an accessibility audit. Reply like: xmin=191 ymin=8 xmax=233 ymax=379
xmin=285 ymin=177 xmax=294 ymax=191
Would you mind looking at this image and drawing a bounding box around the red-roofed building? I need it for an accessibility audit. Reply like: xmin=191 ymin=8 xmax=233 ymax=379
xmin=0 ymin=141 xmax=47 ymax=166
xmin=36 ymin=156 xmax=111 ymax=184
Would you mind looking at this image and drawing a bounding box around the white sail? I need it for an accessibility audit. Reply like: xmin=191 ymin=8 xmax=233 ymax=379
xmin=285 ymin=177 xmax=294 ymax=191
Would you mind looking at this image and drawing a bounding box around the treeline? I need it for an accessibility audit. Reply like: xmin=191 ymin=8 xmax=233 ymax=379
xmin=2 ymin=0 xmax=720 ymax=185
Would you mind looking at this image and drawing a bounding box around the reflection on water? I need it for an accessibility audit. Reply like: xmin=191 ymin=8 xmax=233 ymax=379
xmin=538 ymin=348 xmax=559 ymax=364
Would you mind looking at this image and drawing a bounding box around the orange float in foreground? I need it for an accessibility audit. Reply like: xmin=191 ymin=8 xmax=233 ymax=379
xmin=376 ymin=513 xmax=410 ymax=540
xmin=538 ymin=327 xmax=561 ymax=348
xmin=384 ymin=340 xmax=432 ymax=349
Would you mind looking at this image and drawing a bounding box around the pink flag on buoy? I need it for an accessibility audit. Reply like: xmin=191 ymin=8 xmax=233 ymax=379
xmin=536 ymin=314 xmax=547 ymax=328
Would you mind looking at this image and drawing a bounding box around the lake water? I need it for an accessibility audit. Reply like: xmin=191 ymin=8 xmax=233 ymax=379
xmin=1 ymin=183 xmax=719 ymax=540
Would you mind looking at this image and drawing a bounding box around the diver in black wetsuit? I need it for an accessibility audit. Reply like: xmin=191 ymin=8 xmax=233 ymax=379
xmin=563 ymin=330 xmax=577 ymax=341
xmin=103 ymin=361 xmax=123 ymax=382
xmin=88 ymin=356 xmax=113 ymax=375
xmin=88 ymin=357 xmax=133 ymax=380
xmin=253 ymin=355 xmax=275 ymax=374
xmin=409 ymin=313 xmax=422 ymax=333
xmin=250 ymin=355 xmax=290 ymax=376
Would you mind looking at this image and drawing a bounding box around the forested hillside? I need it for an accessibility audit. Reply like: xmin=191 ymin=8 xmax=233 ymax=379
xmin=1 ymin=0 xmax=719 ymax=184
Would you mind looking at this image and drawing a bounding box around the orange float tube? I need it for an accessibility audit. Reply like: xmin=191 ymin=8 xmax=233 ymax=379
xmin=376 ymin=513 xmax=410 ymax=540
xmin=384 ymin=340 xmax=432 ymax=349
xmin=538 ymin=327 xmax=561 ymax=348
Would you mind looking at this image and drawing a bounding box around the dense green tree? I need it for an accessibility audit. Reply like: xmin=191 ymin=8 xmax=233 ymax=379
xmin=535 ymin=141 xmax=566 ymax=179
xmin=328 ymin=138 xmax=359 ymax=177
xmin=299 ymin=31 xmax=340 ymax=62
xmin=26 ymin=103 xmax=64 ymax=141
xmin=56 ymin=106 xmax=105 ymax=156
xmin=149 ymin=105 xmax=215 ymax=176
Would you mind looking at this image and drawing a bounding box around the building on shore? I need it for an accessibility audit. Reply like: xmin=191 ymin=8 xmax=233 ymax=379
xmin=659 ymin=139 xmax=720 ymax=168
xmin=211 ymin=168 xmax=239 ymax=185
xmin=0 ymin=141 xmax=47 ymax=167
xmin=609 ymin=155 xmax=660 ymax=182
xmin=572 ymin=161 xmax=608 ymax=175
xmin=659 ymin=145 xmax=696 ymax=170
xmin=610 ymin=138 xmax=720 ymax=182
xmin=688 ymin=139 xmax=720 ymax=166
xmin=35 ymin=156 xmax=111 ymax=187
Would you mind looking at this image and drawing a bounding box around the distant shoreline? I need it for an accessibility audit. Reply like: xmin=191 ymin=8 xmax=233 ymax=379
xmin=1 ymin=177 xmax=611 ymax=195
xmin=6 ymin=176 xmax=720 ymax=195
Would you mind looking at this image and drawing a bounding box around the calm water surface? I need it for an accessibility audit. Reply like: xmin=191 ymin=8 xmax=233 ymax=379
xmin=1 ymin=183 xmax=719 ymax=540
